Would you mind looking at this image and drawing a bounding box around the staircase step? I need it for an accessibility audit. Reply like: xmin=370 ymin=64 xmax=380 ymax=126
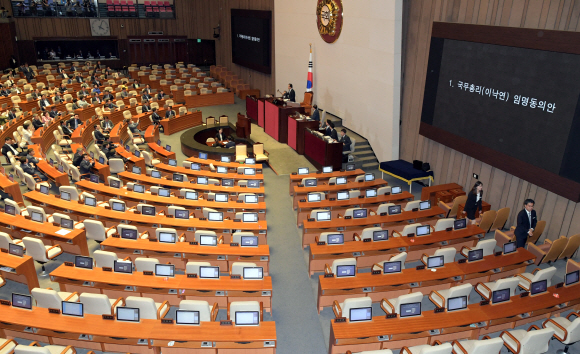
xmin=362 ymin=162 xmax=379 ymax=169
xmin=357 ymin=155 xmax=377 ymax=163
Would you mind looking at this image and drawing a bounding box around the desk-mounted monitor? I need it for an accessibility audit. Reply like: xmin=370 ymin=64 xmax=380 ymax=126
xmin=365 ymin=189 xmax=377 ymax=198
xmin=199 ymin=152 xmax=208 ymax=160
xmin=197 ymin=176 xmax=208 ymax=185
xmin=307 ymin=193 xmax=321 ymax=202
xmin=168 ymin=159 xmax=177 ymax=167
xmin=175 ymin=310 xmax=200 ymax=325
xmin=61 ymin=191 xmax=71 ymax=201
xmin=336 ymin=177 xmax=347 ymax=185
xmin=364 ymin=173 xmax=374 ymax=181
xmin=208 ymin=212 xmax=223 ymax=222
xmin=60 ymin=218 xmax=73 ymax=229
xmin=468 ymin=249 xmax=484 ymax=262
xmin=247 ymin=180 xmax=260 ymax=188
xmin=427 ymin=255 xmax=444 ymax=268
xmin=185 ymin=191 xmax=198 ymax=200
xmin=322 ymin=166 xmax=332 ymax=173
xmin=221 ymin=156 xmax=231 ymax=163
xmin=155 ymin=264 xmax=175 ymax=277
xmin=416 ymin=225 xmax=431 ymax=236
xmin=346 ymin=164 xmax=355 ymax=171
xmin=39 ymin=184 xmax=49 ymax=195
xmin=30 ymin=211 xmax=43 ymax=223
xmin=215 ymin=193 xmax=229 ymax=202
xmin=491 ymin=288 xmax=510 ymax=304
xmin=244 ymin=168 xmax=256 ymax=175
xmin=175 ymin=209 xmax=189 ymax=219
xmin=84 ymin=196 xmax=96 ymax=207
xmin=388 ymin=205 xmax=401 ymax=215
xmin=134 ymin=150 xmax=141 ymax=158
xmin=327 ymin=234 xmax=344 ymax=245
xmin=165 ymin=145 xmax=171 ymax=152
xmin=151 ymin=170 xmax=161 ymax=179
xmin=244 ymin=194 xmax=258 ymax=203
xmin=337 ymin=191 xmax=349 ymax=200
xmin=454 ymin=219 xmax=467 ymax=230
xmin=298 ymin=167 xmax=309 ymax=175
xmin=336 ymin=265 xmax=355 ymax=277
xmin=190 ymin=163 xmax=201 ymax=171
xmin=222 ymin=179 xmax=234 ymax=187
xmin=199 ymin=235 xmax=217 ymax=246
xmin=241 ymin=235 xmax=258 ymax=246
xmin=62 ymin=301 xmax=83 ymax=317
xmin=353 ymin=209 xmax=367 ymax=219
xmin=304 ymin=179 xmax=317 ymax=187
xmin=199 ymin=266 xmax=220 ymax=279
xmin=132 ymin=184 xmax=145 ymax=193
xmin=391 ymin=186 xmax=402 ymax=194
xmin=399 ymin=302 xmax=421 ymax=318
xmin=132 ymin=166 xmax=141 ymax=174
xmin=530 ymin=279 xmax=548 ymax=296
xmin=503 ymin=241 xmax=517 ymax=255
xmin=235 ymin=311 xmax=259 ymax=326
xmin=419 ymin=201 xmax=431 ymax=210
xmin=349 ymin=307 xmax=372 ymax=322
xmin=217 ymin=166 xmax=228 ymax=174
xmin=110 ymin=179 xmax=121 ymax=189
xmin=316 ymin=211 xmax=331 ymax=221
xmin=373 ymin=230 xmax=388 ymax=241
xmin=158 ymin=188 xmax=170 ymax=197
xmin=121 ymin=229 xmax=138 ymax=240
xmin=383 ymin=261 xmax=401 ymax=274
xmin=447 ymin=296 xmax=467 ymax=312
xmin=243 ymin=267 xmax=263 ymax=280
xmin=113 ymin=260 xmax=133 ymax=274
xmin=117 ymin=307 xmax=140 ymax=322
xmin=159 ymin=232 xmax=176 ymax=244
xmin=566 ymin=270 xmax=580 ymax=287
xmin=242 ymin=212 xmax=258 ymax=223
xmin=4 ymin=204 xmax=15 ymax=215
xmin=12 ymin=293 xmax=32 ymax=310
xmin=75 ymin=255 xmax=93 ymax=269
xmin=8 ymin=243 xmax=23 ymax=257
xmin=141 ymin=205 xmax=155 ymax=216
xmin=90 ymin=174 xmax=99 ymax=183
xmin=245 ymin=158 xmax=255 ymax=165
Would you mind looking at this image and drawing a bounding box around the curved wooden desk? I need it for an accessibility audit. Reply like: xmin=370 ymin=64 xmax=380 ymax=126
xmin=99 ymin=237 xmax=270 ymax=273
xmin=50 ymin=264 xmax=273 ymax=310
xmin=70 ymin=144 xmax=111 ymax=183
xmin=0 ymin=212 xmax=89 ymax=255
xmin=302 ymin=207 xmax=446 ymax=248
xmin=117 ymin=171 xmax=266 ymax=195
xmin=296 ymin=191 xmax=414 ymax=226
xmin=22 ymin=191 xmax=268 ymax=243
xmin=73 ymin=181 xmax=267 ymax=219
xmin=289 ymin=169 xmax=365 ymax=194
xmin=308 ymin=225 xmax=484 ymax=274
xmin=184 ymin=91 xmax=235 ymax=108
xmin=160 ymin=110 xmax=203 ymax=136
xmin=186 ymin=156 xmax=262 ymax=170
xmin=0 ymin=306 xmax=277 ymax=354
xmin=154 ymin=162 xmax=264 ymax=181
xmin=0 ymin=252 xmax=39 ymax=292
xmin=147 ymin=143 xmax=176 ymax=163
xmin=293 ymin=180 xmax=389 ymax=209
xmin=318 ymin=248 xmax=535 ymax=312
xmin=329 ymin=280 xmax=578 ymax=354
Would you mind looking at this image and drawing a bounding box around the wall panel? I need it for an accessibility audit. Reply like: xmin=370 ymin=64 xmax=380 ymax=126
xmin=401 ymin=0 xmax=580 ymax=241
xmin=0 ymin=0 xmax=274 ymax=94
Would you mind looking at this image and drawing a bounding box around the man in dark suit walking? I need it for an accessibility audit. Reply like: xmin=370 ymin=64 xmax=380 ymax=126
xmin=514 ymin=199 xmax=537 ymax=249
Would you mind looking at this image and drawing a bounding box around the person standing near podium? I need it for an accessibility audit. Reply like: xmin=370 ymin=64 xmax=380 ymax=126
xmin=282 ymin=84 xmax=295 ymax=102
xmin=215 ymin=128 xmax=226 ymax=142
xmin=324 ymin=120 xmax=338 ymax=140
xmin=514 ymin=199 xmax=537 ymax=248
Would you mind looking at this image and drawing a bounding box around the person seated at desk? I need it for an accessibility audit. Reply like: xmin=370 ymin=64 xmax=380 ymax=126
xmin=132 ymin=80 xmax=141 ymax=90
xmin=92 ymin=84 xmax=101 ymax=95
xmin=142 ymin=90 xmax=152 ymax=102
xmin=0 ymin=85 xmax=11 ymax=97
xmin=58 ymin=83 xmax=67 ymax=94
xmin=41 ymin=111 xmax=52 ymax=125
xmin=78 ymin=87 xmax=91 ymax=98
xmin=79 ymin=153 xmax=94 ymax=176
xmin=324 ymin=120 xmax=338 ymax=140
xmin=215 ymin=128 xmax=226 ymax=142
xmin=68 ymin=113 xmax=82 ymax=130
xmin=93 ymin=76 xmax=102 ymax=87
xmin=4 ymin=75 xmax=14 ymax=88
xmin=72 ymin=147 xmax=84 ymax=167
xmin=26 ymin=148 xmax=40 ymax=164
xmin=125 ymin=118 xmax=144 ymax=138
xmin=142 ymin=84 xmax=152 ymax=95
xmin=31 ymin=88 xmax=41 ymax=100
xmin=56 ymin=66 xmax=64 ymax=75
xmin=10 ymin=83 xmax=22 ymax=95
xmin=7 ymin=108 xmax=17 ymax=121
xmin=165 ymin=106 xmax=176 ymax=119
xmin=20 ymin=156 xmax=48 ymax=181
xmin=94 ymin=126 xmax=107 ymax=146
xmin=282 ymin=83 xmax=296 ymax=102
xmin=224 ymin=136 xmax=236 ymax=148
xmin=21 ymin=63 xmax=35 ymax=82
xmin=71 ymin=98 xmax=81 ymax=110
xmin=151 ymin=108 xmax=162 ymax=125
xmin=75 ymin=73 xmax=84 ymax=84
xmin=70 ymin=63 xmax=78 ymax=72
xmin=120 ymin=87 xmax=129 ymax=98
xmin=78 ymin=96 xmax=90 ymax=108
xmin=157 ymin=90 xmax=165 ymax=100
xmin=60 ymin=119 xmax=73 ymax=137
xmin=141 ymin=100 xmax=151 ymax=113
xmin=49 ymin=106 xmax=61 ymax=119
xmin=310 ymin=104 xmax=320 ymax=121
xmin=91 ymin=93 xmax=102 ymax=105
xmin=32 ymin=115 xmax=44 ymax=130
xmin=2 ymin=137 xmax=21 ymax=160
xmin=103 ymin=99 xmax=118 ymax=112
xmin=53 ymin=91 xmax=64 ymax=104
xmin=21 ymin=123 xmax=33 ymax=146
xmin=39 ymin=94 xmax=51 ymax=111
xmin=63 ymin=74 xmax=73 ymax=85
xmin=102 ymin=90 xmax=114 ymax=102
xmin=106 ymin=147 xmax=123 ymax=161
xmin=101 ymin=116 xmax=114 ymax=133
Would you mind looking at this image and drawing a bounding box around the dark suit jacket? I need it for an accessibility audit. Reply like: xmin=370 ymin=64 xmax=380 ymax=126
xmin=463 ymin=191 xmax=483 ymax=216
xmin=329 ymin=129 xmax=338 ymax=141
xmin=79 ymin=160 xmax=94 ymax=175
xmin=32 ymin=120 xmax=44 ymax=129
xmin=165 ymin=110 xmax=176 ymax=118
xmin=215 ymin=133 xmax=226 ymax=141
xmin=72 ymin=153 xmax=83 ymax=167
xmin=339 ymin=134 xmax=351 ymax=151
xmin=68 ymin=118 xmax=82 ymax=130
xmin=2 ymin=143 xmax=18 ymax=158
xmin=514 ymin=209 xmax=537 ymax=239
xmin=141 ymin=105 xmax=151 ymax=113
xmin=151 ymin=112 xmax=161 ymax=123
xmin=94 ymin=130 xmax=106 ymax=141
xmin=284 ymin=89 xmax=296 ymax=102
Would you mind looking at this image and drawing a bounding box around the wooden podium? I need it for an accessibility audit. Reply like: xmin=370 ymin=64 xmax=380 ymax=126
xmin=287 ymin=115 xmax=319 ymax=155
xmin=264 ymin=100 xmax=304 ymax=143
xmin=236 ymin=113 xmax=251 ymax=139
xmin=304 ymin=130 xmax=343 ymax=170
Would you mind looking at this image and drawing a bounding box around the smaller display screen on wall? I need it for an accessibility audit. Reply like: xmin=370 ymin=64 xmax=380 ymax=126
xmin=231 ymin=9 xmax=272 ymax=74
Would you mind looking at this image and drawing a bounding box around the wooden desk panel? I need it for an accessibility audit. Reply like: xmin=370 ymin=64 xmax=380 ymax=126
xmin=0 ymin=171 xmax=24 ymax=205
xmin=160 ymin=111 xmax=203 ymax=136
xmin=155 ymin=163 xmax=264 ymax=181
xmin=147 ymin=143 xmax=176 ymax=163
xmin=293 ymin=179 xmax=388 ymax=209
xmin=186 ymin=156 xmax=261 ymax=170
xmin=421 ymin=183 xmax=463 ymax=205
xmin=289 ymin=169 xmax=365 ymax=194
xmin=70 ymin=144 xmax=111 ymax=183
xmin=0 ymin=252 xmax=39 ymax=292
xmin=457 ymin=201 xmax=492 ymax=219
xmin=0 ymin=212 xmax=89 ymax=256
xmin=184 ymin=92 xmax=235 ymax=108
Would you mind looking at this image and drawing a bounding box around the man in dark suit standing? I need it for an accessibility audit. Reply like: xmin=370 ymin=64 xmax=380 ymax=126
xmin=514 ymin=199 xmax=537 ymax=248
xmin=21 ymin=63 xmax=35 ymax=82
xmin=282 ymin=83 xmax=295 ymax=102
xmin=215 ymin=128 xmax=226 ymax=142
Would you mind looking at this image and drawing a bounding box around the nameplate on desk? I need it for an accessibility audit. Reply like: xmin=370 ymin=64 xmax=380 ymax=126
xmin=416 ymin=265 xmax=425 ymax=270
xmin=372 ymin=270 xmax=381 ymax=275
xmin=386 ymin=313 xmax=398 ymax=319
xmin=207 ymin=199 xmax=214 ymax=202
xmin=199 ymin=218 xmax=207 ymax=221
xmin=64 ymin=261 xmax=74 ymax=267
xmin=458 ymin=259 xmax=467 ymax=264
xmin=308 ymin=218 xmax=315 ymax=222
xmin=161 ymin=319 xmax=173 ymax=324
xmin=495 ymin=251 xmax=502 ymax=256
xmin=24 ymin=215 xmax=31 ymax=220
xmin=112 ymin=234 xmax=120 ymax=238
xmin=434 ymin=307 xmax=445 ymax=313
xmin=214 ymin=183 xmax=220 ymax=186
xmin=292 ymin=172 xmax=297 ymax=175
xmin=189 ymin=241 xmax=198 ymax=245
xmin=48 ymin=308 xmax=61 ymax=314
xmin=363 ymin=238 xmax=372 ymax=243
xmin=148 ymin=237 xmax=158 ymax=242
xmin=220 ymin=320 xmax=233 ymax=326
xmin=0 ymin=248 xmax=7 ymax=253
xmin=237 ymin=199 xmax=243 ymax=203
xmin=0 ymin=300 xmax=11 ymax=306
xmin=52 ymin=222 xmax=60 ymax=227
xmin=54 ymin=195 xmax=60 ymax=199
xmin=102 ymin=267 xmax=112 ymax=272
xmin=358 ymin=195 xmax=364 ymax=199
xmin=329 ymin=183 xmax=335 ymax=186
xmin=237 ymin=172 xmax=243 ymax=175
xmin=446 ymin=227 xmax=453 ymax=232
xmin=556 ymin=282 xmax=564 ymax=288
xmin=407 ymin=233 xmax=415 ymax=237
xmin=230 ymin=243 xmax=239 ymax=247
xmin=104 ymin=206 xmax=110 ymax=210
xmin=384 ymin=192 xmax=390 ymax=195
xmin=334 ymin=317 xmax=347 ymax=323
xmin=143 ymin=271 xmax=154 ymax=276
xmin=344 ymin=216 xmax=352 ymax=220
xmin=102 ymin=314 xmax=114 ymax=320
xmin=520 ymin=292 xmax=529 ymax=298
xmin=178 ymin=196 xmax=184 ymax=199
xmin=299 ymin=199 xmax=306 ymax=203
xmin=231 ymin=275 xmax=241 ymax=279
xmin=166 ymin=215 xmax=173 ymax=218
xmin=187 ymin=274 xmax=197 ymax=278
xmin=317 ymin=241 xmax=326 ymax=246
xmin=298 ymin=184 xmax=303 ymax=187
xmin=480 ymin=300 xmax=489 ymax=306
xmin=324 ymin=273 xmax=334 ymax=278
xmin=233 ymin=219 xmax=241 ymax=222
xmin=412 ymin=208 xmax=418 ymax=212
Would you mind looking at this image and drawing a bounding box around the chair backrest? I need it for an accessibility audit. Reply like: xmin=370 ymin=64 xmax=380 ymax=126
xmin=185 ymin=261 xmax=212 ymax=275
xmin=348 ymin=190 xmax=360 ymax=199
xmin=468 ymin=338 xmax=505 ymax=354
xmin=490 ymin=207 xmax=510 ymax=231
xmin=31 ymin=288 xmax=61 ymax=308
xmin=559 ymin=234 xmax=580 ymax=260
xmin=519 ymin=327 xmax=555 ymax=354
xmin=434 ymin=247 xmax=456 ymax=263
xmin=253 ymin=143 xmax=264 ymax=155
xmin=528 ymin=220 xmax=546 ymax=244
xmin=418 ymin=343 xmax=453 ymax=354
xmin=135 ymin=257 xmax=159 ymax=272
xmin=390 ymin=252 xmax=407 ymax=269
xmin=478 ymin=210 xmax=497 ymax=233
xmin=179 ymin=300 xmax=212 ymax=322
xmin=530 ymin=266 xmax=557 ymax=286
xmin=474 ymin=239 xmax=497 ymax=256
xmin=80 ymin=293 xmax=115 ymax=315
xmin=236 ymin=144 xmax=247 ymax=157
xmin=331 ymin=258 xmax=356 ymax=275
xmin=83 ymin=219 xmax=107 ymax=241
xmin=229 ymin=301 xmax=260 ymax=321
xmin=399 ymin=223 xmax=422 ymax=237
xmin=93 ymin=250 xmax=119 ymax=268
xmin=0 ymin=232 xmax=15 ymax=249
xmin=125 ymin=296 xmax=158 ymax=320
xmin=491 ymin=277 xmax=520 ymax=296
xmin=449 ymin=195 xmax=468 ymax=216
xmin=360 ymin=227 xmax=382 ymax=240
xmin=404 ymin=200 xmax=421 ymax=211
xmin=231 ymin=262 xmax=257 ymax=276
xmin=542 ymin=237 xmax=568 ymax=264
xmin=339 ymin=297 xmax=372 ymax=319
xmin=394 ymin=292 xmax=423 ymax=314
xmin=59 ymin=186 xmax=79 ymax=201
xmin=447 ymin=283 xmax=473 ymax=299
xmin=22 ymin=237 xmax=50 ymax=262
xmin=434 ymin=218 xmax=455 ymax=231
xmin=231 ymin=231 xmax=254 ymax=244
